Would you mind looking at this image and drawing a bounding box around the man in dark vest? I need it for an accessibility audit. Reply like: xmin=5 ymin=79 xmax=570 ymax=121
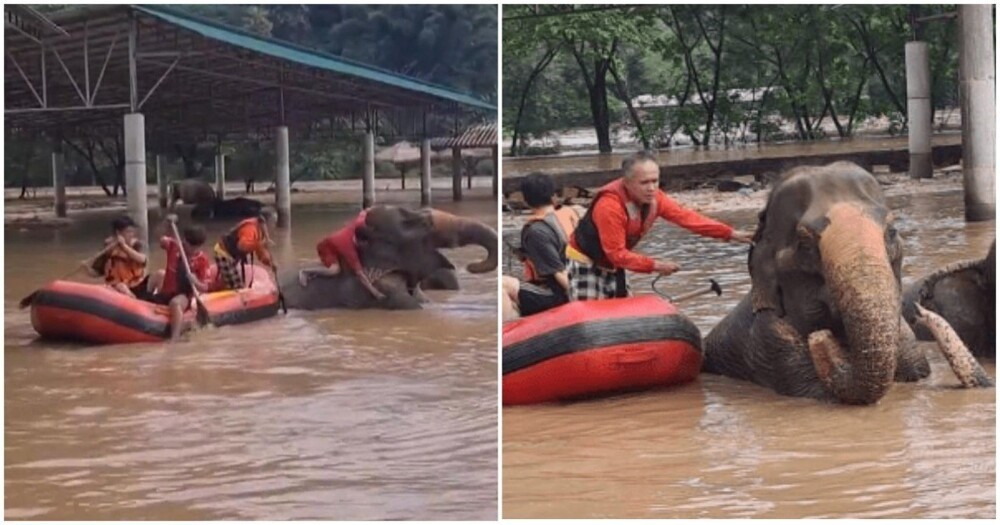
xmin=503 ymin=173 xmax=581 ymax=319
xmin=568 ymin=150 xmax=752 ymax=300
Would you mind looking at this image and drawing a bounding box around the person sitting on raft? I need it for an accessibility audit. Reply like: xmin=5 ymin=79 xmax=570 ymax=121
xmin=503 ymin=172 xmax=580 ymax=317
xmin=213 ymin=212 xmax=275 ymax=291
xmin=568 ymin=150 xmax=753 ymax=300
xmin=146 ymin=216 xmax=213 ymax=340
xmin=83 ymin=215 xmax=150 ymax=299
xmin=298 ymin=209 xmax=385 ymax=300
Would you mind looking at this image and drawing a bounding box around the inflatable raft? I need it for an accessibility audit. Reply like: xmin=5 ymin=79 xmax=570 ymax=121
xmin=30 ymin=265 xmax=280 ymax=344
xmin=503 ymin=295 xmax=703 ymax=405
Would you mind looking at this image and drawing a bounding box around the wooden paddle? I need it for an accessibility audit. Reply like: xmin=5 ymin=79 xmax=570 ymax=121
xmin=18 ymin=246 xmax=113 ymax=309
xmin=168 ymin=218 xmax=213 ymax=327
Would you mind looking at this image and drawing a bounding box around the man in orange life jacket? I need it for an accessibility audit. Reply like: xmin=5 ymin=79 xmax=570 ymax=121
xmin=503 ymin=173 xmax=581 ymax=318
xmin=213 ymin=211 xmax=275 ymax=291
xmin=568 ymin=150 xmax=753 ymax=300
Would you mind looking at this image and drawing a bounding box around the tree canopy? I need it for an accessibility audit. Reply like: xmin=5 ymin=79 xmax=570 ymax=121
xmin=503 ymin=4 xmax=966 ymax=156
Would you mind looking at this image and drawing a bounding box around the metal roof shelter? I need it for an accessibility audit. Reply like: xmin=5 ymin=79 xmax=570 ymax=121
xmin=5 ymin=4 xmax=497 ymax=244
xmin=428 ymin=122 xmax=498 ymax=201
xmin=5 ymin=4 xmax=494 ymax=138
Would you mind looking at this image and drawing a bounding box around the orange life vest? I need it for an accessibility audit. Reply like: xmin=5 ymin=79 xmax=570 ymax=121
xmin=520 ymin=206 xmax=580 ymax=283
xmin=571 ymin=179 xmax=659 ymax=267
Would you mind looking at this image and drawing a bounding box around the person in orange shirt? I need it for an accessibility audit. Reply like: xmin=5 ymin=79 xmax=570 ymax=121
xmin=83 ymin=216 xmax=150 ymax=298
xmin=568 ymin=150 xmax=753 ymax=301
xmin=299 ymin=209 xmax=385 ymax=300
xmin=212 ymin=212 xmax=275 ymax=291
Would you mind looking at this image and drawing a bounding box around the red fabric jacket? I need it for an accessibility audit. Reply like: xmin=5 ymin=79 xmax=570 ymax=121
xmin=159 ymin=236 xmax=212 ymax=296
xmin=316 ymin=211 xmax=367 ymax=273
xmin=570 ymin=179 xmax=734 ymax=273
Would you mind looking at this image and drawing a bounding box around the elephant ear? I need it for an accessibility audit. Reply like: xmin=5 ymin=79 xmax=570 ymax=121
xmin=748 ymin=196 xmax=785 ymax=316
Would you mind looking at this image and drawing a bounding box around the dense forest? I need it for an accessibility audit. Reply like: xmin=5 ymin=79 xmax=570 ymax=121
xmin=5 ymin=5 xmax=498 ymax=195
xmin=503 ymin=4 xmax=976 ymax=155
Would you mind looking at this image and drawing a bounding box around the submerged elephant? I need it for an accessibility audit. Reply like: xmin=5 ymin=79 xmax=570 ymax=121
xmin=704 ymin=162 xmax=936 ymax=405
xmin=903 ymin=241 xmax=995 ymax=358
xmin=279 ymin=206 xmax=497 ymax=310
xmin=169 ymin=179 xmax=215 ymax=209
xmin=191 ymin=197 xmax=264 ymax=220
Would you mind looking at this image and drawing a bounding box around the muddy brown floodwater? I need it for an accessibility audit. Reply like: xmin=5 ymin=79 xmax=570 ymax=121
xmin=5 ymin=199 xmax=497 ymax=520
xmin=502 ymin=188 xmax=995 ymax=519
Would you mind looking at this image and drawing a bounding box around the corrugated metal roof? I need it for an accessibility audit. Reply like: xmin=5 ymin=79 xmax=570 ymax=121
xmin=134 ymin=5 xmax=496 ymax=112
xmin=433 ymin=122 xmax=498 ymax=149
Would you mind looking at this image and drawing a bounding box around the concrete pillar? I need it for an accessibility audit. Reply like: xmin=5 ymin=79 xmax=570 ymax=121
xmin=124 ymin=113 xmax=148 ymax=251
xmin=420 ymin=139 xmax=432 ymax=206
xmin=492 ymin=146 xmax=499 ymax=197
xmin=51 ymin=145 xmax=66 ymax=218
xmin=959 ymin=5 xmax=995 ymax=222
xmin=215 ymin=153 xmax=226 ymax=200
xmin=275 ymin=126 xmax=291 ymax=228
xmin=905 ymin=41 xmax=932 ymax=179
xmin=363 ymin=131 xmax=375 ymax=208
xmin=452 ymin=147 xmax=463 ymax=201
xmin=156 ymin=154 xmax=167 ymax=211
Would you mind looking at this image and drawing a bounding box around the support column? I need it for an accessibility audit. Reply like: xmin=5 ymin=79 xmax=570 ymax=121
xmin=959 ymin=4 xmax=995 ymax=222
xmin=156 ymin=154 xmax=167 ymax=211
xmin=363 ymin=131 xmax=375 ymax=208
xmin=420 ymin=139 xmax=432 ymax=206
xmin=215 ymin=153 xmax=226 ymax=200
xmin=491 ymin=145 xmax=499 ymax=197
xmin=905 ymin=41 xmax=932 ymax=179
xmin=51 ymin=143 xmax=66 ymax=218
xmin=452 ymin=146 xmax=463 ymax=201
xmin=275 ymin=126 xmax=291 ymax=228
xmin=124 ymin=113 xmax=148 ymax=251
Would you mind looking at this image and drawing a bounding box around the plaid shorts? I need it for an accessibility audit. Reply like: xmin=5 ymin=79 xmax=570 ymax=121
xmin=568 ymin=259 xmax=630 ymax=301
xmin=215 ymin=255 xmax=245 ymax=290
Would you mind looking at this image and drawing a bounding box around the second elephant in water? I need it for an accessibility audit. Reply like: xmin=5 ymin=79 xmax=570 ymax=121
xmin=704 ymin=162 xmax=934 ymax=405
xmin=279 ymin=206 xmax=497 ymax=310
xmin=902 ymin=241 xmax=995 ymax=358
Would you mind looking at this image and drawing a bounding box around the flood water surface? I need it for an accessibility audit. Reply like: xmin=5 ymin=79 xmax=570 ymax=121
xmin=502 ymin=189 xmax=995 ymax=518
xmin=5 ymin=199 xmax=498 ymax=520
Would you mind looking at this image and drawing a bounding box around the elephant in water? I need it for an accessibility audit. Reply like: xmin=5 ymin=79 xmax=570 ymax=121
xmin=279 ymin=205 xmax=497 ymax=310
xmin=902 ymin=241 xmax=995 ymax=358
xmin=704 ymin=162 xmax=940 ymax=405
xmin=169 ymin=179 xmax=215 ymax=210
xmin=191 ymin=197 xmax=265 ymax=220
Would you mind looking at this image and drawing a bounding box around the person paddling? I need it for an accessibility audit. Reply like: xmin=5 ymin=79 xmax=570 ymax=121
xmin=147 ymin=215 xmax=212 ymax=339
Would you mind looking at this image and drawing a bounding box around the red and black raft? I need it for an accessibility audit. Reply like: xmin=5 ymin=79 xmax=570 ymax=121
xmin=30 ymin=265 xmax=280 ymax=345
xmin=503 ymin=295 xmax=703 ymax=405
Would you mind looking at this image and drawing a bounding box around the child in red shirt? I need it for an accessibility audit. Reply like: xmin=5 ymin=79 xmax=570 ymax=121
xmin=298 ymin=210 xmax=384 ymax=300
xmin=148 ymin=217 xmax=213 ymax=339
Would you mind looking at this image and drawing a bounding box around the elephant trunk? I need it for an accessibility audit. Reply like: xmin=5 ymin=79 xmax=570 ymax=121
xmin=429 ymin=209 xmax=498 ymax=273
xmin=818 ymin=204 xmax=899 ymax=404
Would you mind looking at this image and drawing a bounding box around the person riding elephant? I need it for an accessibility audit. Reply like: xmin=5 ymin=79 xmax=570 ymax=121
xmin=902 ymin=241 xmax=995 ymax=358
xmin=703 ymin=162 xmax=938 ymax=405
xmin=169 ymin=179 xmax=215 ymax=210
xmin=279 ymin=205 xmax=497 ymax=310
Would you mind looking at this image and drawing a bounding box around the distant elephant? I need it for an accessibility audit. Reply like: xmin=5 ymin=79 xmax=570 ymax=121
xmin=279 ymin=205 xmax=497 ymax=310
xmin=169 ymin=179 xmax=215 ymax=210
xmin=903 ymin=241 xmax=995 ymax=358
xmin=704 ymin=162 xmax=936 ymax=404
xmin=191 ymin=197 xmax=264 ymax=220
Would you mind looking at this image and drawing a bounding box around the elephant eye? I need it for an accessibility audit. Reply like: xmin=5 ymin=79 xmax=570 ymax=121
xmin=886 ymin=225 xmax=898 ymax=238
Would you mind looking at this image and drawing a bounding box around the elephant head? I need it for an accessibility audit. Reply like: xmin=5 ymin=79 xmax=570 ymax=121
xmin=363 ymin=205 xmax=498 ymax=275
xmin=279 ymin=205 xmax=496 ymax=311
xmin=751 ymin=162 xmax=905 ymax=403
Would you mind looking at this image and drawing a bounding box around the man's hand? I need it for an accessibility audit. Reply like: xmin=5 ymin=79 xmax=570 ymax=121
xmin=653 ymin=260 xmax=681 ymax=276
xmin=729 ymin=230 xmax=754 ymax=244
